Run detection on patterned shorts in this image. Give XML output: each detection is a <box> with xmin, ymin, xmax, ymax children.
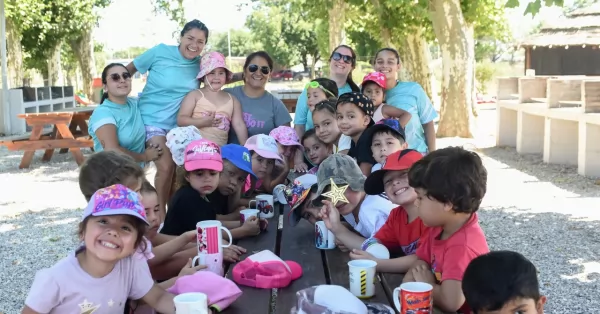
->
<box><xmin>145</xmin><ymin>125</ymin><xmax>168</xmax><ymax>142</ymax></box>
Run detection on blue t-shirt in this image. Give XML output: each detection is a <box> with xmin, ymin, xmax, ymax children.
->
<box><xmin>88</xmin><ymin>97</ymin><xmax>146</xmax><ymax>158</ymax></box>
<box><xmin>134</xmin><ymin>44</ymin><xmax>200</xmax><ymax>130</ymax></box>
<box><xmin>293</xmin><ymin>83</ymin><xmax>353</xmax><ymax>130</ymax></box>
<box><xmin>385</xmin><ymin>82</ymin><xmax>438</xmax><ymax>153</ymax></box>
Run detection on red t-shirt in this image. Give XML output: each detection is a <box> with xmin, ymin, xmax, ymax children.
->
<box><xmin>416</xmin><ymin>213</ymin><xmax>489</xmax><ymax>313</ymax></box>
<box><xmin>374</xmin><ymin>206</ymin><xmax>428</xmax><ymax>255</ymax></box>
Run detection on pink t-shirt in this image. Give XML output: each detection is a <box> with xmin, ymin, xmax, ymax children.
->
<box><xmin>25</xmin><ymin>250</ymin><xmax>154</xmax><ymax>314</ymax></box>
<box><xmin>244</xmin><ymin>175</ymin><xmax>262</xmax><ymax>193</ymax></box>
<box><xmin>133</xmin><ymin>237</ymin><xmax>155</xmax><ymax>261</ymax></box>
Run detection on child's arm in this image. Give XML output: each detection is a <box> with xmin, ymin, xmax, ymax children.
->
<box><xmin>148</xmin><ymin>230</ymin><xmax>195</xmax><ymax>266</ymax></box>
<box><xmin>359</xmin><ymin>162</ymin><xmax>372</xmax><ymax>176</ymax></box>
<box><xmin>338</xmin><ymin>149</ymin><xmax>349</xmax><ymax>155</ymax></box>
<box><xmin>381</xmin><ymin>104</ymin><xmax>412</xmax><ymax>128</ymax></box>
<box><xmin>320</xmin><ymin>200</ymin><xmax>366</xmax><ymax>251</ymax></box>
<box><xmin>176</xmin><ymin>91</ymin><xmax>215</xmax><ymax>128</ymax></box>
<box><xmin>141</xmin><ymin>284</ymin><xmax>176</xmax><ymax>314</ymax></box>
<box><xmin>222</xmin><ymin>218</ymin><xmax>261</xmax><ymax>240</ymax></box>
<box><xmin>411</xmin><ymin>265</ymin><xmax>464</xmax><ymax>312</ymax></box>
<box><xmin>21</xmin><ymin>307</ymin><xmax>40</xmax><ymax>314</ymax></box>
<box><xmin>156</xmin><ymin>258</ymin><xmax>206</xmax><ymax>290</ymax></box>
<box><xmin>231</xmin><ymin>96</ymin><xmax>248</xmax><ymax>144</ymax></box>
<box><xmin>350</xmin><ymin>250</ymin><xmax>418</xmax><ymax>273</ymax></box>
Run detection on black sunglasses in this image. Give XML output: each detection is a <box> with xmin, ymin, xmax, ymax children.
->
<box><xmin>109</xmin><ymin>72</ymin><xmax>132</xmax><ymax>82</ymax></box>
<box><xmin>332</xmin><ymin>52</ymin><xmax>353</xmax><ymax>64</ymax></box>
<box><xmin>248</xmin><ymin>64</ymin><xmax>270</xmax><ymax>75</ymax></box>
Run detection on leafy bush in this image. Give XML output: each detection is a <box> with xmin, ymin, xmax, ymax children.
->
<box><xmin>476</xmin><ymin>62</ymin><xmax>496</xmax><ymax>94</ymax></box>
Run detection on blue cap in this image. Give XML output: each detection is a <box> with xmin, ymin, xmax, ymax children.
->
<box><xmin>365</xmin><ymin>118</ymin><xmax>406</xmax><ymax>143</ymax></box>
<box><xmin>221</xmin><ymin>144</ymin><xmax>257</xmax><ymax>179</ymax></box>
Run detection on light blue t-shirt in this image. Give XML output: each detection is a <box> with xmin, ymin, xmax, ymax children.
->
<box><xmin>134</xmin><ymin>44</ymin><xmax>200</xmax><ymax>130</ymax></box>
<box><xmin>385</xmin><ymin>82</ymin><xmax>438</xmax><ymax>153</ymax></box>
<box><xmin>88</xmin><ymin>97</ymin><xmax>146</xmax><ymax>158</ymax></box>
<box><xmin>293</xmin><ymin>83</ymin><xmax>353</xmax><ymax>130</ymax></box>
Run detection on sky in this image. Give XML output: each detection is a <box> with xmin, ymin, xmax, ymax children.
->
<box><xmin>94</xmin><ymin>0</ymin><xmax>575</xmax><ymax>52</ymax></box>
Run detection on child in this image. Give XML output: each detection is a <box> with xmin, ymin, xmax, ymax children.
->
<box><xmin>349</xmin><ymin>149</ymin><xmax>428</xmax><ymax>273</ymax></box>
<box><xmin>403</xmin><ymin>147</ymin><xmax>489</xmax><ymax>313</ymax></box>
<box><xmin>23</xmin><ymin>185</ymin><xmax>177</xmax><ymax>314</ymax></box>
<box><xmin>364</xmin><ymin>118</ymin><xmax>407</xmax><ymax>172</ymax></box>
<box><xmin>301</xmin><ymin>129</ymin><xmax>331</xmax><ymax>175</ymax></box>
<box><xmin>178</xmin><ymin>51</ymin><xmax>248</xmax><ymax>146</ymax></box>
<box><xmin>361</xmin><ymin>71</ymin><xmax>411</xmax><ymax>126</ymax></box>
<box><xmin>463</xmin><ymin>251</ymin><xmax>546</xmax><ymax>314</ymax></box>
<box><xmin>269</xmin><ymin>125</ymin><xmax>303</xmax><ymax>186</ymax></box>
<box><xmin>243</xmin><ymin>134</ymin><xmax>283</xmax><ymax>195</ymax></box>
<box><xmin>316</xmin><ymin>154</ymin><xmax>395</xmax><ymax>251</ymax></box>
<box><xmin>312</xmin><ymin>100</ymin><xmax>351</xmax><ymax>154</ymax></box>
<box><xmin>306</xmin><ymin>78</ymin><xmax>338</xmax><ymax>112</ymax></box>
<box><xmin>336</xmin><ymin>91</ymin><xmax>376</xmax><ymax>175</ymax></box>
<box><xmin>285</xmin><ymin>174</ymin><xmax>319</xmax><ymax>226</ymax></box>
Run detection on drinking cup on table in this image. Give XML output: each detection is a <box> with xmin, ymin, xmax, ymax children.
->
<box><xmin>239</xmin><ymin>209</ymin><xmax>260</xmax><ymax>224</ymax></box>
<box><xmin>249</xmin><ymin>194</ymin><xmax>275</xmax><ymax>219</ymax></box>
<box><xmin>347</xmin><ymin>259</ymin><xmax>377</xmax><ymax>299</ymax></box>
<box><xmin>393</xmin><ymin>282</ymin><xmax>433</xmax><ymax>314</ymax></box>
<box><xmin>196</xmin><ymin>220</ymin><xmax>232</xmax><ymax>255</ymax></box>
<box><xmin>314</xmin><ymin>221</ymin><xmax>336</xmax><ymax>249</ymax></box>
<box><xmin>174</xmin><ymin>292</ymin><xmax>209</xmax><ymax>314</ymax></box>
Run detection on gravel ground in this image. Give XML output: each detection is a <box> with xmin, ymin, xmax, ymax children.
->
<box><xmin>1</xmin><ymin>109</ymin><xmax>599</xmax><ymax>313</ymax></box>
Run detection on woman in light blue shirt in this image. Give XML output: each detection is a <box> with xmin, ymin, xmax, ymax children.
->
<box><xmin>88</xmin><ymin>63</ymin><xmax>161</xmax><ymax>166</ymax></box>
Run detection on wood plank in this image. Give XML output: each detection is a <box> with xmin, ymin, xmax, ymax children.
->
<box><xmin>224</xmin><ymin>203</ymin><xmax>282</xmax><ymax>314</ymax></box>
<box><xmin>19</xmin><ymin>125</ymin><xmax>45</xmax><ymax>169</ymax></box>
<box><xmin>379</xmin><ymin>272</ymin><xmax>404</xmax><ymax>306</ymax></box>
<box><xmin>4</xmin><ymin>138</ymin><xmax>93</xmax><ymax>151</ymax></box>
<box><xmin>0</xmin><ymin>128</ymin><xmax>53</xmax><ymax>144</ymax></box>
<box><xmin>23</xmin><ymin>114</ymin><xmax>74</xmax><ymax>126</ymax></box>
<box><xmin>275</xmin><ymin>209</ymin><xmax>327</xmax><ymax>313</ymax></box>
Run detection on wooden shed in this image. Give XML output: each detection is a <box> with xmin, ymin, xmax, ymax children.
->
<box><xmin>519</xmin><ymin>3</ymin><xmax>600</xmax><ymax>75</ymax></box>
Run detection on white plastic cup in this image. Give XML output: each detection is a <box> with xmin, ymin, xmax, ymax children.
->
<box><xmin>347</xmin><ymin>259</ymin><xmax>377</xmax><ymax>298</ymax></box>
<box><xmin>174</xmin><ymin>292</ymin><xmax>208</xmax><ymax>314</ymax></box>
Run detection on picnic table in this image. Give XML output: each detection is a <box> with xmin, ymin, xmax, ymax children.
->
<box><xmin>0</xmin><ymin>106</ymin><xmax>96</xmax><ymax>169</ymax></box>
<box><xmin>223</xmin><ymin>202</ymin><xmax>406</xmax><ymax>313</ymax></box>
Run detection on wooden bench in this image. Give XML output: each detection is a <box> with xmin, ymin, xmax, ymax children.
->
<box><xmin>275</xmin><ymin>90</ymin><xmax>302</xmax><ymax>113</ymax></box>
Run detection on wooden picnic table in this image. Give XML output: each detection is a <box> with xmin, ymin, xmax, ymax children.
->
<box><xmin>0</xmin><ymin>106</ymin><xmax>96</xmax><ymax>169</ymax></box>
<box><xmin>223</xmin><ymin>202</ymin><xmax>406</xmax><ymax>313</ymax></box>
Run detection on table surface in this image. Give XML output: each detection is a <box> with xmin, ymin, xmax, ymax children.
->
<box><xmin>222</xmin><ymin>202</ymin><xmax>405</xmax><ymax>314</ymax></box>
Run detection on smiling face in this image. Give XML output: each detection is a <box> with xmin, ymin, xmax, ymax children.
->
<box><xmin>303</xmin><ymin>136</ymin><xmax>330</xmax><ymax>166</ymax></box>
<box><xmin>371</xmin><ymin>131</ymin><xmax>406</xmax><ymax>164</ymax></box>
<box><xmin>374</xmin><ymin>50</ymin><xmax>401</xmax><ymax>82</ymax></box>
<box><xmin>362</xmin><ymin>83</ymin><xmax>384</xmax><ymax>107</ymax></box>
<box><xmin>336</xmin><ymin>102</ymin><xmax>370</xmax><ymax>137</ymax></box>
<box><xmin>218</xmin><ymin>161</ymin><xmax>247</xmax><ymax>196</ymax></box>
<box><xmin>179</xmin><ymin>28</ymin><xmax>206</xmax><ymax>60</ymax></box>
<box><xmin>313</xmin><ymin>109</ymin><xmax>340</xmax><ymax>145</ymax></box>
<box><xmin>186</xmin><ymin>169</ymin><xmax>220</xmax><ymax>195</ymax></box>
<box><xmin>141</xmin><ymin>191</ymin><xmax>160</xmax><ymax>239</ymax></box>
<box><xmin>307</xmin><ymin>88</ymin><xmax>329</xmax><ymax>112</ymax></box>
<box><xmin>104</xmin><ymin>65</ymin><xmax>132</xmax><ymax>99</ymax></box>
<box><xmin>329</xmin><ymin>46</ymin><xmax>354</xmax><ymax>78</ymax></box>
<box><xmin>81</xmin><ymin>215</ymin><xmax>140</xmax><ymax>262</ymax></box>
<box><xmin>244</xmin><ymin>56</ymin><xmax>271</xmax><ymax>90</ymax></box>
<box><xmin>383</xmin><ymin>170</ymin><xmax>416</xmax><ymax>206</ymax></box>
<box><xmin>204</xmin><ymin>67</ymin><xmax>228</xmax><ymax>90</ymax></box>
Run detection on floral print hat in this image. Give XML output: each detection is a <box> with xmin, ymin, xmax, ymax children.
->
<box><xmin>197</xmin><ymin>51</ymin><xmax>233</xmax><ymax>82</ymax></box>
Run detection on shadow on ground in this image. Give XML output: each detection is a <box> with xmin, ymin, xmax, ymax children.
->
<box><xmin>0</xmin><ymin>147</ymin><xmax>93</xmax><ymax>176</ymax></box>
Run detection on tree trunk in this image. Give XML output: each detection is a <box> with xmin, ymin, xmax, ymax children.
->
<box><xmin>405</xmin><ymin>28</ymin><xmax>434</xmax><ymax>101</ymax></box>
<box><xmin>328</xmin><ymin>0</ymin><xmax>347</xmax><ymax>52</ymax></box>
<box><xmin>70</xmin><ymin>28</ymin><xmax>97</xmax><ymax>99</ymax></box>
<box><xmin>371</xmin><ymin>0</ymin><xmax>392</xmax><ymax>48</ymax></box>
<box><xmin>396</xmin><ymin>38</ymin><xmax>413</xmax><ymax>82</ymax></box>
<box><xmin>6</xmin><ymin>18</ymin><xmax>23</xmax><ymax>88</ymax></box>
<box><xmin>429</xmin><ymin>0</ymin><xmax>475</xmax><ymax>138</ymax></box>
<box><xmin>48</xmin><ymin>42</ymin><xmax>64</xmax><ymax>86</ymax></box>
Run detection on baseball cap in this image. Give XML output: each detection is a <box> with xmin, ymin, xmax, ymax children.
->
<box><xmin>221</xmin><ymin>144</ymin><xmax>257</xmax><ymax>179</ymax></box>
<box><xmin>364</xmin><ymin>149</ymin><xmax>423</xmax><ymax>195</ymax></box>
<box><xmin>244</xmin><ymin>134</ymin><xmax>283</xmax><ymax>162</ymax></box>
<box><xmin>166</xmin><ymin>126</ymin><xmax>203</xmax><ymax>166</ymax></box>
<box><xmin>337</xmin><ymin>91</ymin><xmax>375</xmax><ymax>119</ymax></box>
<box><xmin>291</xmin><ymin>285</ymin><xmax>394</xmax><ymax>314</ymax></box>
<box><xmin>184</xmin><ymin>139</ymin><xmax>223</xmax><ymax>172</ymax></box>
<box><xmin>232</xmin><ymin>250</ymin><xmax>302</xmax><ymax>289</ymax></box>
<box><xmin>82</xmin><ymin>184</ymin><xmax>148</xmax><ymax>225</ymax></box>
<box><xmin>361</xmin><ymin>72</ymin><xmax>386</xmax><ymax>91</ymax></box>
<box><xmin>315</xmin><ymin>154</ymin><xmax>365</xmax><ymax>196</ymax></box>
<box><xmin>269</xmin><ymin>126</ymin><xmax>304</xmax><ymax>150</ymax></box>
<box><xmin>285</xmin><ymin>174</ymin><xmax>318</xmax><ymax>226</ymax></box>
<box><xmin>364</xmin><ymin>118</ymin><xmax>406</xmax><ymax>144</ymax></box>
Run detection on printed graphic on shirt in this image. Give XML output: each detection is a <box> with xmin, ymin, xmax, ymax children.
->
<box><xmin>431</xmin><ymin>255</ymin><xmax>442</xmax><ymax>283</ymax></box>
<box><xmin>401</xmin><ymin>239</ymin><xmax>419</xmax><ymax>256</ymax></box>
<box><xmin>78</xmin><ymin>299</ymin><xmax>100</xmax><ymax>314</ymax></box>
<box><xmin>243</xmin><ymin>112</ymin><xmax>265</xmax><ymax>128</ymax></box>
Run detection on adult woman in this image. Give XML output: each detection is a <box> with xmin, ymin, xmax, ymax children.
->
<box><xmin>88</xmin><ymin>63</ymin><xmax>161</xmax><ymax>165</ymax></box>
<box><xmin>225</xmin><ymin>51</ymin><xmax>292</xmax><ymax>144</ymax></box>
<box><xmin>373</xmin><ymin>48</ymin><xmax>437</xmax><ymax>154</ymax></box>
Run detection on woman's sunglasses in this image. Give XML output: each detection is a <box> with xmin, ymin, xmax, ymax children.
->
<box><xmin>305</xmin><ymin>81</ymin><xmax>336</xmax><ymax>98</ymax></box>
<box><xmin>331</xmin><ymin>52</ymin><xmax>353</xmax><ymax>64</ymax></box>
<box><xmin>248</xmin><ymin>64</ymin><xmax>270</xmax><ymax>75</ymax></box>
<box><xmin>109</xmin><ymin>72</ymin><xmax>132</xmax><ymax>82</ymax></box>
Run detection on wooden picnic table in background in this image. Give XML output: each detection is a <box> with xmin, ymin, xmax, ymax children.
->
<box><xmin>0</xmin><ymin>106</ymin><xmax>96</xmax><ymax>169</ymax></box>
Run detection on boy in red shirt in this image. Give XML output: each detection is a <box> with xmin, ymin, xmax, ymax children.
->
<box><xmin>404</xmin><ymin>147</ymin><xmax>489</xmax><ymax>313</ymax></box>
<box><xmin>349</xmin><ymin>149</ymin><xmax>428</xmax><ymax>274</ymax></box>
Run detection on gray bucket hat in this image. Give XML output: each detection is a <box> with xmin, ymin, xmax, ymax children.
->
<box><xmin>315</xmin><ymin>154</ymin><xmax>365</xmax><ymax>196</ymax></box>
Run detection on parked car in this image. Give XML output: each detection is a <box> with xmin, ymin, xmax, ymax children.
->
<box><xmin>271</xmin><ymin>70</ymin><xmax>309</xmax><ymax>81</ymax></box>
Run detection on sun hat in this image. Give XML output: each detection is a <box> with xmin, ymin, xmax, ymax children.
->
<box><xmin>82</xmin><ymin>184</ymin><xmax>148</xmax><ymax>225</ymax></box>
<box><xmin>196</xmin><ymin>51</ymin><xmax>233</xmax><ymax>82</ymax></box>
<box><xmin>361</xmin><ymin>72</ymin><xmax>387</xmax><ymax>91</ymax></box>
<box><xmin>244</xmin><ymin>134</ymin><xmax>283</xmax><ymax>162</ymax></box>
<box><xmin>232</xmin><ymin>250</ymin><xmax>302</xmax><ymax>289</ymax></box>
<box><xmin>166</xmin><ymin>126</ymin><xmax>203</xmax><ymax>166</ymax></box>
<box><xmin>315</xmin><ymin>154</ymin><xmax>365</xmax><ymax>196</ymax></box>
<box><xmin>364</xmin><ymin>118</ymin><xmax>406</xmax><ymax>143</ymax></box>
<box><xmin>364</xmin><ymin>149</ymin><xmax>423</xmax><ymax>195</ymax></box>
<box><xmin>184</xmin><ymin>139</ymin><xmax>223</xmax><ymax>172</ymax></box>
<box><xmin>290</xmin><ymin>285</ymin><xmax>394</xmax><ymax>314</ymax></box>
<box><xmin>285</xmin><ymin>174</ymin><xmax>318</xmax><ymax>226</ymax></box>
<box><xmin>167</xmin><ymin>271</ymin><xmax>242</xmax><ymax>312</ymax></box>
<box><xmin>269</xmin><ymin>126</ymin><xmax>304</xmax><ymax>150</ymax></box>
<box><xmin>221</xmin><ymin>144</ymin><xmax>257</xmax><ymax>179</ymax></box>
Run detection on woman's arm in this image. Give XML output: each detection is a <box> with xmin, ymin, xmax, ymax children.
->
<box><xmin>126</xmin><ymin>62</ymin><xmax>138</xmax><ymax>76</ymax></box>
<box><xmin>381</xmin><ymin>105</ymin><xmax>412</xmax><ymax>128</ymax></box>
<box><xmin>231</xmin><ymin>96</ymin><xmax>248</xmax><ymax>144</ymax></box>
<box><xmin>423</xmin><ymin>121</ymin><xmax>436</xmax><ymax>152</ymax></box>
<box><xmin>96</xmin><ymin>125</ymin><xmax>152</xmax><ymax>163</ymax></box>
<box><xmin>229</xmin><ymin>72</ymin><xmax>244</xmax><ymax>83</ymax></box>
<box><xmin>177</xmin><ymin>91</ymin><xmax>214</xmax><ymax>128</ymax></box>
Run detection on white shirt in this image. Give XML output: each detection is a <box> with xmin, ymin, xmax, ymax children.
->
<box><xmin>370</xmin><ymin>163</ymin><xmax>382</xmax><ymax>173</ymax></box>
<box><xmin>332</xmin><ymin>135</ymin><xmax>351</xmax><ymax>153</ymax></box>
<box><xmin>342</xmin><ymin>194</ymin><xmax>396</xmax><ymax>239</ymax></box>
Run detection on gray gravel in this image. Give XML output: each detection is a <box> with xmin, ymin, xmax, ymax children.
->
<box><xmin>1</xmin><ymin>109</ymin><xmax>599</xmax><ymax>313</ymax></box>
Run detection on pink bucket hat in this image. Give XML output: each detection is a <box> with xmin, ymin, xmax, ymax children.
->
<box><xmin>167</xmin><ymin>271</ymin><xmax>242</xmax><ymax>312</ymax></box>
<box><xmin>166</xmin><ymin>126</ymin><xmax>203</xmax><ymax>166</ymax></box>
<box><xmin>184</xmin><ymin>139</ymin><xmax>223</xmax><ymax>172</ymax></box>
<box><xmin>232</xmin><ymin>250</ymin><xmax>302</xmax><ymax>289</ymax></box>
<box><xmin>361</xmin><ymin>72</ymin><xmax>387</xmax><ymax>91</ymax></box>
<box><xmin>244</xmin><ymin>134</ymin><xmax>283</xmax><ymax>162</ymax></box>
<box><xmin>269</xmin><ymin>126</ymin><xmax>304</xmax><ymax>150</ymax></box>
<box><xmin>197</xmin><ymin>51</ymin><xmax>233</xmax><ymax>82</ymax></box>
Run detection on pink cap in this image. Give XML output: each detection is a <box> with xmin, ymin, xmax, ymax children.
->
<box><xmin>269</xmin><ymin>126</ymin><xmax>304</xmax><ymax>151</ymax></box>
<box><xmin>244</xmin><ymin>134</ymin><xmax>283</xmax><ymax>162</ymax></box>
<box><xmin>361</xmin><ymin>72</ymin><xmax>386</xmax><ymax>89</ymax></box>
<box><xmin>184</xmin><ymin>139</ymin><xmax>223</xmax><ymax>172</ymax></box>
<box><xmin>196</xmin><ymin>51</ymin><xmax>233</xmax><ymax>82</ymax></box>
<box><xmin>232</xmin><ymin>258</ymin><xmax>302</xmax><ymax>289</ymax></box>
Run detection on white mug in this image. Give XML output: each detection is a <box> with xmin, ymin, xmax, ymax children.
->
<box><xmin>315</xmin><ymin>221</ymin><xmax>336</xmax><ymax>249</ymax></box>
<box><xmin>250</xmin><ymin>194</ymin><xmax>275</xmax><ymax>219</ymax></box>
<box><xmin>196</xmin><ymin>220</ymin><xmax>232</xmax><ymax>255</ymax></box>
<box><xmin>347</xmin><ymin>259</ymin><xmax>377</xmax><ymax>299</ymax></box>
<box><xmin>174</xmin><ymin>292</ymin><xmax>208</xmax><ymax>314</ymax></box>
<box><xmin>239</xmin><ymin>208</ymin><xmax>260</xmax><ymax>223</ymax></box>
<box><xmin>192</xmin><ymin>253</ymin><xmax>224</xmax><ymax>276</ymax></box>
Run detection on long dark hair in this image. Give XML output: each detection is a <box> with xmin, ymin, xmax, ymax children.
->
<box><xmin>100</xmin><ymin>63</ymin><xmax>130</xmax><ymax>104</ymax></box>
<box><xmin>181</xmin><ymin>19</ymin><xmax>209</xmax><ymax>42</ymax></box>
<box><xmin>329</xmin><ymin>45</ymin><xmax>359</xmax><ymax>92</ymax></box>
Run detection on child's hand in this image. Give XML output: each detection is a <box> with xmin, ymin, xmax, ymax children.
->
<box><xmin>182</xmin><ymin>230</ymin><xmax>197</xmax><ymax>244</ymax></box>
<box><xmin>144</xmin><ymin>145</ymin><xmax>163</xmax><ymax>162</ymax></box>
<box><xmin>294</xmin><ymin>162</ymin><xmax>309</xmax><ymax>173</ymax></box>
<box><xmin>241</xmin><ymin>216</ymin><xmax>261</xmax><ymax>236</ymax></box>
<box><xmin>411</xmin><ymin>263</ymin><xmax>435</xmax><ymax>285</ymax></box>
<box><xmin>223</xmin><ymin>245</ymin><xmax>246</xmax><ymax>263</ymax></box>
<box><xmin>349</xmin><ymin>249</ymin><xmax>376</xmax><ymax>261</ymax></box>
<box><xmin>178</xmin><ymin>258</ymin><xmax>207</xmax><ymax>277</ymax></box>
<box><xmin>319</xmin><ymin>200</ymin><xmax>342</xmax><ymax>232</ymax></box>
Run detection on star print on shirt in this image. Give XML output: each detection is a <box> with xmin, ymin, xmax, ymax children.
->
<box><xmin>78</xmin><ymin>299</ymin><xmax>100</xmax><ymax>314</ymax></box>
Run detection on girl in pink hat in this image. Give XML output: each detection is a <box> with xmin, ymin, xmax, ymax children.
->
<box><xmin>362</xmin><ymin>71</ymin><xmax>411</xmax><ymax>126</ymax></box>
<box><xmin>178</xmin><ymin>51</ymin><xmax>248</xmax><ymax>146</ymax></box>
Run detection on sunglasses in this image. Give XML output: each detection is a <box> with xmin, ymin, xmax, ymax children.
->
<box><xmin>248</xmin><ymin>64</ymin><xmax>270</xmax><ymax>75</ymax></box>
<box><xmin>109</xmin><ymin>72</ymin><xmax>132</xmax><ymax>82</ymax></box>
<box><xmin>331</xmin><ymin>52</ymin><xmax>353</xmax><ymax>64</ymax></box>
<box><xmin>305</xmin><ymin>81</ymin><xmax>336</xmax><ymax>98</ymax></box>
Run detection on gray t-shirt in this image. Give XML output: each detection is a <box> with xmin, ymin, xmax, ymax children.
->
<box><xmin>225</xmin><ymin>85</ymin><xmax>292</xmax><ymax>144</ymax></box>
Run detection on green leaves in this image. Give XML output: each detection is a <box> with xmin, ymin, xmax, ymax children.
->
<box><xmin>505</xmin><ymin>0</ymin><xmax>564</xmax><ymax>16</ymax></box>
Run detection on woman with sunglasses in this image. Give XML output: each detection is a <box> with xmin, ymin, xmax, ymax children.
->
<box><xmin>225</xmin><ymin>51</ymin><xmax>292</xmax><ymax>144</ymax></box>
<box><xmin>88</xmin><ymin>63</ymin><xmax>162</xmax><ymax>165</ymax></box>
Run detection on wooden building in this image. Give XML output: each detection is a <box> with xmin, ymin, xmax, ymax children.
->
<box><xmin>519</xmin><ymin>3</ymin><xmax>600</xmax><ymax>76</ymax></box>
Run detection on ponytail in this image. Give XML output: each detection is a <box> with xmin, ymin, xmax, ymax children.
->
<box><xmin>346</xmin><ymin>73</ymin><xmax>360</xmax><ymax>92</ymax></box>
<box><xmin>100</xmin><ymin>92</ymin><xmax>109</xmax><ymax>104</ymax></box>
